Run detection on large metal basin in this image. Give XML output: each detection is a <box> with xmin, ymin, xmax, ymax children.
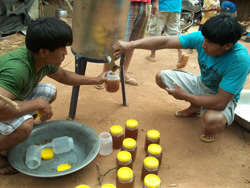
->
<box><xmin>72</xmin><ymin>0</ymin><xmax>130</xmax><ymax>60</ymax></box>
<box><xmin>8</xmin><ymin>120</ymin><xmax>100</xmax><ymax>177</ymax></box>
<box><xmin>234</xmin><ymin>90</ymin><xmax>250</xmax><ymax>131</ymax></box>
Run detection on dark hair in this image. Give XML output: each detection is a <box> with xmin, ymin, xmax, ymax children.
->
<box><xmin>201</xmin><ymin>13</ymin><xmax>243</xmax><ymax>46</ymax></box>
<box><xmin>25</xmin><ymin>17</ymin><xmax>73</xmax><ymax>53</ymax></box>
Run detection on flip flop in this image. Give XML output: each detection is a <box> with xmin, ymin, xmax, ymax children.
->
<box><xmin>145</xmin><ymin>55</ymin><xmax>156</xmax><ymax>62</ymax></box>
<box><xmin>175</xmin><ymin>109</ymin><xmax>200</xmax><ymax>117</ymax></box>
<box><xmin>177</xmin><ymin>54</ymin><xmax>189</xmax><ymax>69</ymax></box>
<box><xmin>0</xmin><ymin>162</ymin><xmax>19</xmax><ymax>175</ymax></box>
<box><xmin>125</xmin><ymin>78</ymin><xmax>139</xmax><ymax>86</ymax></box>
<box><xmin>94</xmin><ymin>83</ymin><xmax>105</xmax><ymax>90</ymax></box>
<box><xmin>200</xmin><ymin>129</ymin><xmax>216</xmax><ymax>143</ymax></box>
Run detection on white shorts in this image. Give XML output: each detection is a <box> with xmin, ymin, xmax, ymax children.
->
<box><xmin>161</xmin><ymin>70</ymin><xmax>237</xmax><ymax>125</ymax></box>
<box><xmin>147</xmin><ymin>11</ymin><xmax>181</xmax><ymax>37</ymax></box>
<box><xmin>0</xmin><ymin>83</ymin><xmax>56</xmax><ymax>135</ymax></box>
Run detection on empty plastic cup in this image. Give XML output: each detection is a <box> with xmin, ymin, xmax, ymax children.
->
<box><xmin>25</xmin><ymin>145</ymin><xmax>42</xmax><ymax>169</ymax></box>
<box><xmin>51</xmin><ymin>136</ymin><xmax>74</xmax><ymax>154</ymax></box>
<box><xmin>99</xmin><ymin>132</ymin><xmax>113</xmax><ymax>156</ymax></box>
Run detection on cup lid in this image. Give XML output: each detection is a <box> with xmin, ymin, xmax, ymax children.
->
<box><xmin>117</xmin><ymin>167</ymin><xmax>133</xmax><ymax>181</ymax></box>
<box><xmin>147</xmin><ymin>130</ymin><xmax>160</xmax><ymax>139</ymax></box>
<box><xmin>101</xmin><ymin>184</ymin><xmax>116</xmax><ymax>188</ymax></box>
<box><xmin>117</xmin><ymin>151</ymin><xmax>131</xmax><ymax>162</ymax></box>
<box><xmin>122</xmin><ymin>138</ymin><xmax>136</xmax><ymax>149</ymax></box>
<box><xmin>148</xmin><ymin>144</ymin><xmax>162</xmax><ymax>155</ymax></box>
<box><xmin>75</xmin><ymin>185</ymin><xmax>90</xmax><ymax>188</ymax></box>
<box><xmin>126</xmin><ymin>119</ymin><xmax>138</xmax><ymax>128</ymax></box>
<box><xmin>106</xmin><ymin>71</ymin><xmax>120</xmax><ymax>80</ymax></box>
<box><xmin>144</xmin><ymin>156</ymin><xmax>159</xmax><ymax>168</ymax></box>
<box><xmin>41</xmin><ymin>148</ymin><xmax>54</xmax><ymax>160</ymax></box>
<box><xmin>144</xmin><ymin>174</ymin><xmax>161</xmax><ymax>187</ymax></box>
<box><xmin>57</xmin><ymin>164</ymin><xmax>72</xmax><ymax>172</ymax></box>
<box><xmin>110</xmin><ymin>125</ymin><xmax>123</xmax><ymax>135</ymax></box>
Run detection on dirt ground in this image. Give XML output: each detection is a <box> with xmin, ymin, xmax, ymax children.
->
<box><xmin>1</xmin><ymin>3</ymin><xmax>250</xmax><ymax>188</ymax></box>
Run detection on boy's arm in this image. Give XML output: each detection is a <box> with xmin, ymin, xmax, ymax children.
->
<box><xmin>113</xmin><ymin>35</ymin><xmax>182</xmax><ymax>57</ymax></box>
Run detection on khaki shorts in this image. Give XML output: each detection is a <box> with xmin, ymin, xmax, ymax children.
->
<box><xmin>161</xmin><ymin>70</ymin><xmax>237</xmax><ymax>125</ymax></box>
<box><xmin>0</xmin><ymin>83</ymin><xmax>56</xmax><ymax>135</ymax></box>
<box><xmin>147</xmin><ymin>11</ymin><xmax>181</xmax><ymax>37</ymax></box>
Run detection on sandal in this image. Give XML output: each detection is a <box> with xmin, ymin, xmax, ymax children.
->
<box><xmin>175</xmin><ymin>109</ymin><xmax>200</xmax><ymax>117</ymax></box>
<box><xmin>94</xmin><ymin>83</ymin><xmax>105</xmax><ymax>90</ymax></box>
<box><xmin>177</xmin><ymin>54</ymin><xmax>189</xmax><ymax>69</ymax></box>
<box><xmin>0</xmin><ymin>155</ymin><xmax>19</xmax><ymax>175</ymax></box>
<box><xmin>125</xmin><ymin>78</ymin><xmax>139</xmax><ymax>86</ymax></box>
<box><xmin>145</xmin><ymin>55</ymin><xmax>156</xmax><ymax>62</ymax></box>
<box><xmin>200</xmin><ymin>129</ymin><xmax>216</xmax><ymax>143</ymax></box>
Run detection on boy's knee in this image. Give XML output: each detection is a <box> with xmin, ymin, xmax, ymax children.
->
<box><xmin>202</xmin><ymin>111</ymin><xmax>226</xmax><ymax>132</ymax></box>
<box><xmin>155</xmin><ymin>71</ymin><xmax>165</xmax><ymax>89</ymax></box>
<box><xmin>14</xmin><ymin>118</ymin><xmax>34</xmax><ymax>142</ymax></box>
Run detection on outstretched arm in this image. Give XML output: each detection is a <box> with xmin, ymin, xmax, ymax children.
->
<box><xmin>48</xmin><ymin>68</ymin><xmax>108</xmax><ymax>86</ymax></box>
<box><xmin>113</xmin><ymin>35</ymin><xmax>182</xmax><ymax>57</ymax></box>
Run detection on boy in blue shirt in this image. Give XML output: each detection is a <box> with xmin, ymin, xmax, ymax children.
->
<box><xmin>112</xmin><ymin>13</ymin><xmax>250</xmax><ymax>143</ymax></box>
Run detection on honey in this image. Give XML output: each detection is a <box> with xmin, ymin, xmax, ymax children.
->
<box><xmin>116</xmin><ymin>151</ymin><xmax>133</xmax><ymax>170</ymax></box>
<box><xmin>105</xmin><ymin>71</ymin><xmax>120</xmax><ymax>93</ymax></box>
<box><xmin>144</xmin><ymin>130</ymin><xmax>160</xmax><ymax>151</ymax></box>
<box><xmin>116</xmin><ymin>167</ymin><xmax>135</xmax><ymax>188</ymax></box>
<box><xmin>143</xmin><ymin>174</ymin><xmax>161</xmax><ymax>188</ymax></box>
<box><xmin>141</xmin><ymin>157</ymin><xmax>159</xmax><ymax>181</ymax></box>
<box><xmin>110</xmin><ymin>125</ymin><xmax>124</xmax><ymax>149</ymax></box>
<box><xmin>146</xmin><ymin>144</ymin><xmax>163</xmax><ymax>166</ymax></box>
<box><xmin>125</xmin><ymin>119</ymin><xmax>138</xmax><ymax>140</ymax></box>
<box><xmin>121</xmin><ymin>138</ymin><xmax>137</xmax><ymax>161</ymax></box>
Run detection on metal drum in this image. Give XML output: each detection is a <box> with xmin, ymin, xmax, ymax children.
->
<box><xmin>72</xmin><ymin>0</ymin><xmax>131</xmax><ymax>61</ymax></box>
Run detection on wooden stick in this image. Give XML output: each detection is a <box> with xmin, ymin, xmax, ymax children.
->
<box><xmin>0</xmin><ymin>95</ymin><xmax>19</xmax><ymax>110</ymax></box>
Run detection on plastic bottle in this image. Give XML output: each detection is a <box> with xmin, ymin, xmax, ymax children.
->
<box><xmin>99</xmin><ymin>132</ymin><xmax>113</xmax><ymax>156</ymax></box>
<box><xmin>144</xmin><ymin>130</ymin><xmax>160</xmax><ymax>151</ymax></box>
<box><xmin>110</xmin><ymin>125</ymin><xmax>124</xmax><ymax>149</ymax></box>
<box><xmin>146</xmin><ymin>144</ymin><xmax>163</xmax><ymax>166</ymax></box>
<box><xmin>121</xmin><ymin>138</ymin><xmax>137</xmax><ymax>161</ymax></box>
<box><xmin>143</xmin><ymin>174</ymin><xmax>161</xmax><ymax>188</ymax></box>
<box><xmin>48</xmin><ymin>136</ymin><xmax>74</xmax><ymax>154</ymax></box>
<box><xmin>141</xmin><ymin>157</ymin><xmax>159</xmax><ymax>181</ymax></box>
<box><xmin>105</xmin><ymin>71</ymin><xmax>120</xmax><ymax>93</ymax></box>
<box><xmin>101</xmin><ymin>184</ymin><xmax>116</xmax><ymax>188</ymax></box>
<box><xmin>125</xmin><ymin>119</ymin><xmax>138</xmax><ymax>140</ymax></box>
<box><xmin>25</xmin><ymin>145</ymin><xmax>42</xmax><ymax>169</ymax></box>
<box><xmin>116</xmin><ymin>151</ymin><xmax>133</xmax><ymax>170</ymax></box>
<box><xmin>116</xmin><ymin>167</ymin><xmax>135</xmax><ymax>188</ymax></box>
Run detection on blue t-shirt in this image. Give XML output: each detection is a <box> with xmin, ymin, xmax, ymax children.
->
<box><xmin>159</xmin><ymin>0</ymin><xmax>182</xmax><ymax>13</ymax></box>
<box><xmin>179</xmin><ymin>31</ymin><xmax>250</xmax><ymax>101</ymax></box>
<box><xmin>221</xmin><ymin>1</ymin><xmax>237</xmax><ymax>13</ymax></box>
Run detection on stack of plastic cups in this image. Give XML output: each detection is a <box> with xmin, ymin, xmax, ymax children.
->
<box><xmin>99</xmin><ymin>132</ymin><xmax>113</xmax><ymax>156</ymax></box>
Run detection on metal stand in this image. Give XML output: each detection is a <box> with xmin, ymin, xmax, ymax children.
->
<box><xmin>67</xmin><ymin>52</ymin><xmax>127</xmax><ymax>120</ymax></box>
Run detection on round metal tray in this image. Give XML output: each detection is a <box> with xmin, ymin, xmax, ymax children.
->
<box><xmin>234</xmin><ymin>89</ymin><xmax>250</xmax><ymax>131</ymax></box>
<box><xmin>8</xmin><ymin>120</ymin><xmax>100</xmax><ymax>177</ymax></box>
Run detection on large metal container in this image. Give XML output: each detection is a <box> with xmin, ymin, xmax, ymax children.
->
<box><xmin>71</xmin><ymin>0</ymin><xmax>131</xmax><ymax>61</ymax></box>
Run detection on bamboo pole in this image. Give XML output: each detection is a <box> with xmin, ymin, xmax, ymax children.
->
<box><xmin>0</xmin><ymin>95</ymin><xmax>19</xmax><ymax>110</ymax></box>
